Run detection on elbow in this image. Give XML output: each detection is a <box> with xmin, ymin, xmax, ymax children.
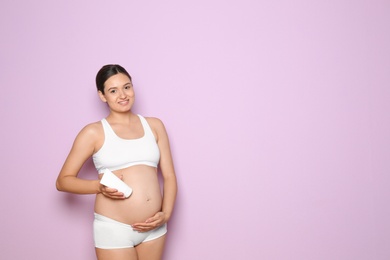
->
<box><xmin>56</xmin><ymin>179</ymin><xmax>64</xmax><ymax>192</ymax></box>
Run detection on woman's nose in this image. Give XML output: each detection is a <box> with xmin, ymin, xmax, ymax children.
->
<box><xmin>119</xmin><ymin>89</ymin><xmax>126</xmax><ymax>98</ymax></box>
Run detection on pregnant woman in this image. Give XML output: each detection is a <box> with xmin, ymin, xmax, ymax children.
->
<box><xmin>56</xmin><ymin>64</ymin><xmax>177</xmax><ymax>260</ymax></box>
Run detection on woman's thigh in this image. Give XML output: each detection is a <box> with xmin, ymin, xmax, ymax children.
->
<box><xmin>135</xmin><ymin>235</ymin><xmax>166</xmax><ymax>260</ymax></box>
<box><xmin>96</xmin><ymin>247</ymin><xmax>138</xmax><ymax>260</ymax></box>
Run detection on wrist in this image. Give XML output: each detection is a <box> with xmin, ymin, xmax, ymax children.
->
<box><xmin>95</xmin><ymin>179</ymin><xmax>102</xmax><ymax>194</ymax></box>
<box><xmin>161</xmin><ymin>211</ymin><xmax>171</xmax><ymax>222</ymax></box>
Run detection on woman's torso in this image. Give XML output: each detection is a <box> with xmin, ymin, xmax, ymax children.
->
<box><xmin>92</xmin><ymin>114</ymin><xmax>162</xmax><ymax>225</ymax></box>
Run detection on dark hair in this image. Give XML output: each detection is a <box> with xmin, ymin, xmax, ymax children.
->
<box><xmin>96</xmin><ymin>64</ymin><xmax>132</xmax><ymax>94</ymax></box>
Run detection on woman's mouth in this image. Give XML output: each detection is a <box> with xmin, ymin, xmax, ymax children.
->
<box><xmin>118</xmin><ymin>100</ymin><xmax>129</xmax><ymax>105</ymax></box>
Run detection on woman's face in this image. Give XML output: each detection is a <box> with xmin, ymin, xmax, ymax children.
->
<box><xmin>98</xmin><ymin>73</ymin><xmax>135</xmax><ymax>112</ymax></box>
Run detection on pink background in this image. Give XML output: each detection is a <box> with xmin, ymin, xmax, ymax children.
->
<box><xmin>1</xmin><ymin>0</ymin><xmax>389</xmax><ymax>259</ymax></box>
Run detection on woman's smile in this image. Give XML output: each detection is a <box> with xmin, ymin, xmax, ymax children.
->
<box><xmin>118</xmin><ymin>99</ymin><xmax>129</xmax><ymax>105</ymax></box>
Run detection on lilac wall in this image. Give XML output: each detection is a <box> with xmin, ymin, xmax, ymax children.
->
<box><xmin>1</xmin><ymin>0</ymin><xmax>389</xmax><ymax>259</ymax></box>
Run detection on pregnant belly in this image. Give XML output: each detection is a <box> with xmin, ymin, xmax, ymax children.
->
<box><xmin>94</xmin><ymin>165</ymin><xmax>162</xmax><ymax>225</ymax></box>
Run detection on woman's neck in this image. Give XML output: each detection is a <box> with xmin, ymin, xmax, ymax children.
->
<box><xmin>106</xmin><ymin>111</ymin><xmax>136</xmax><ymax>124</ymax></box>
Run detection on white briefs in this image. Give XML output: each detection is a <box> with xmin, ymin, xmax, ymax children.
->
<box><xmin>93</xmin><ymin>213</ymin><xmax>167</xmax><ymax>249</ymax></box>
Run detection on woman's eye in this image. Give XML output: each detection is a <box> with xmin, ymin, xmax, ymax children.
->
<box><xmin>110</xmin><ymin>90</ymin><xmax>116</xmax><ymax>94</ymax></box>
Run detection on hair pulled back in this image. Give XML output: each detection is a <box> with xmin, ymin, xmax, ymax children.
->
<box><xmin>96</xmin><ymin>64</ymin><xmax>132</xmax><ymax>94</ymax></box>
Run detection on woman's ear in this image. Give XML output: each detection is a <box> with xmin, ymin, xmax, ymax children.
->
<box><xmin>98</xmin><ymin>91</ymin><xmax>107</xmax><ymax>103</ymax></box>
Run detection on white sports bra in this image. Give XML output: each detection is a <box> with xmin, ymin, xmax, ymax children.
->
<box><xmin>92</xmin><ymin>114</ymin><xmax>160</xmax><ymax>173</ymax></box>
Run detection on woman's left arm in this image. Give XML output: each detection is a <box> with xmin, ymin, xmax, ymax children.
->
<box><xmin>132</xmin><ymin>117</ymin><xmax>177</xmax><ymax>232</ymax></box>
<box><xmin>154</xmin><ymin>117</ymin><xmax>178</xmax><ymax>222</ymax></box>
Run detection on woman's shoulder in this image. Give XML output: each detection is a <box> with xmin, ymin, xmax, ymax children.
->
<box><xmin>142</xmin><ymin>115</ymin><xmax>168</xmax><ymax>141</ymax></box>
<box><xmin>143</xmin><ymin>115</ymin><xmax>165</xmax><ymax>128</ymax></box>
<box><xmin>76</xmin><ymin>120</ymin><xmax>104</xmax><ymax>140</ymax></box>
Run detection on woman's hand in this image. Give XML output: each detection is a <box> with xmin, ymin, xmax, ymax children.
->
<box><xmin>99</xmin><ymin>184</ymin><xmax>127</xmax><ymax>199</ymax></box>
<box><xmin>98</xmin><ymin>174</ymin><xmax>127</xmax><ymax>199</ymax></box>
<box><xmin>131</xmin><ymin>212</ymin><xmax>167</xmax><ymax>232</ymax></box>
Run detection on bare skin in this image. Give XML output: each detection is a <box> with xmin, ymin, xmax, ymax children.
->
<box><xmin>56</xmin><ymin>73</ymin><xmax>177</xmax><ymax>260</ymax></box>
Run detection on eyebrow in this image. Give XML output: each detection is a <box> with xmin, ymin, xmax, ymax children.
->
<box><xmin>107</xmin><ymin>86</ymin><xmax>117</xmax><ymax>92</ymax></box>
<box><xmin>107</xmin><ymin>83</ymin><xmax>132</xmax><ymax>91</ymax></box>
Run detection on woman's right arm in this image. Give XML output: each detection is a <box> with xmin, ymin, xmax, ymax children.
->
<box><xmin>56</xmin><ymin>124</ymin><xmax>101</xmax><ymax>194</ymax></box>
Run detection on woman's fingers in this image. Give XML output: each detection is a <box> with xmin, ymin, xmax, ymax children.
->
<box><xmin>101</xmin><ymin>186</ymin><xmax>125</xmax><ymax>199</ymax></box>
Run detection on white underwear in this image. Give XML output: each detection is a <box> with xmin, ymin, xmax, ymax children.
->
<box><xmin>93</xmin><ymin>213</ymin><xmax>167</xmax><ymax>249</ymax></box>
